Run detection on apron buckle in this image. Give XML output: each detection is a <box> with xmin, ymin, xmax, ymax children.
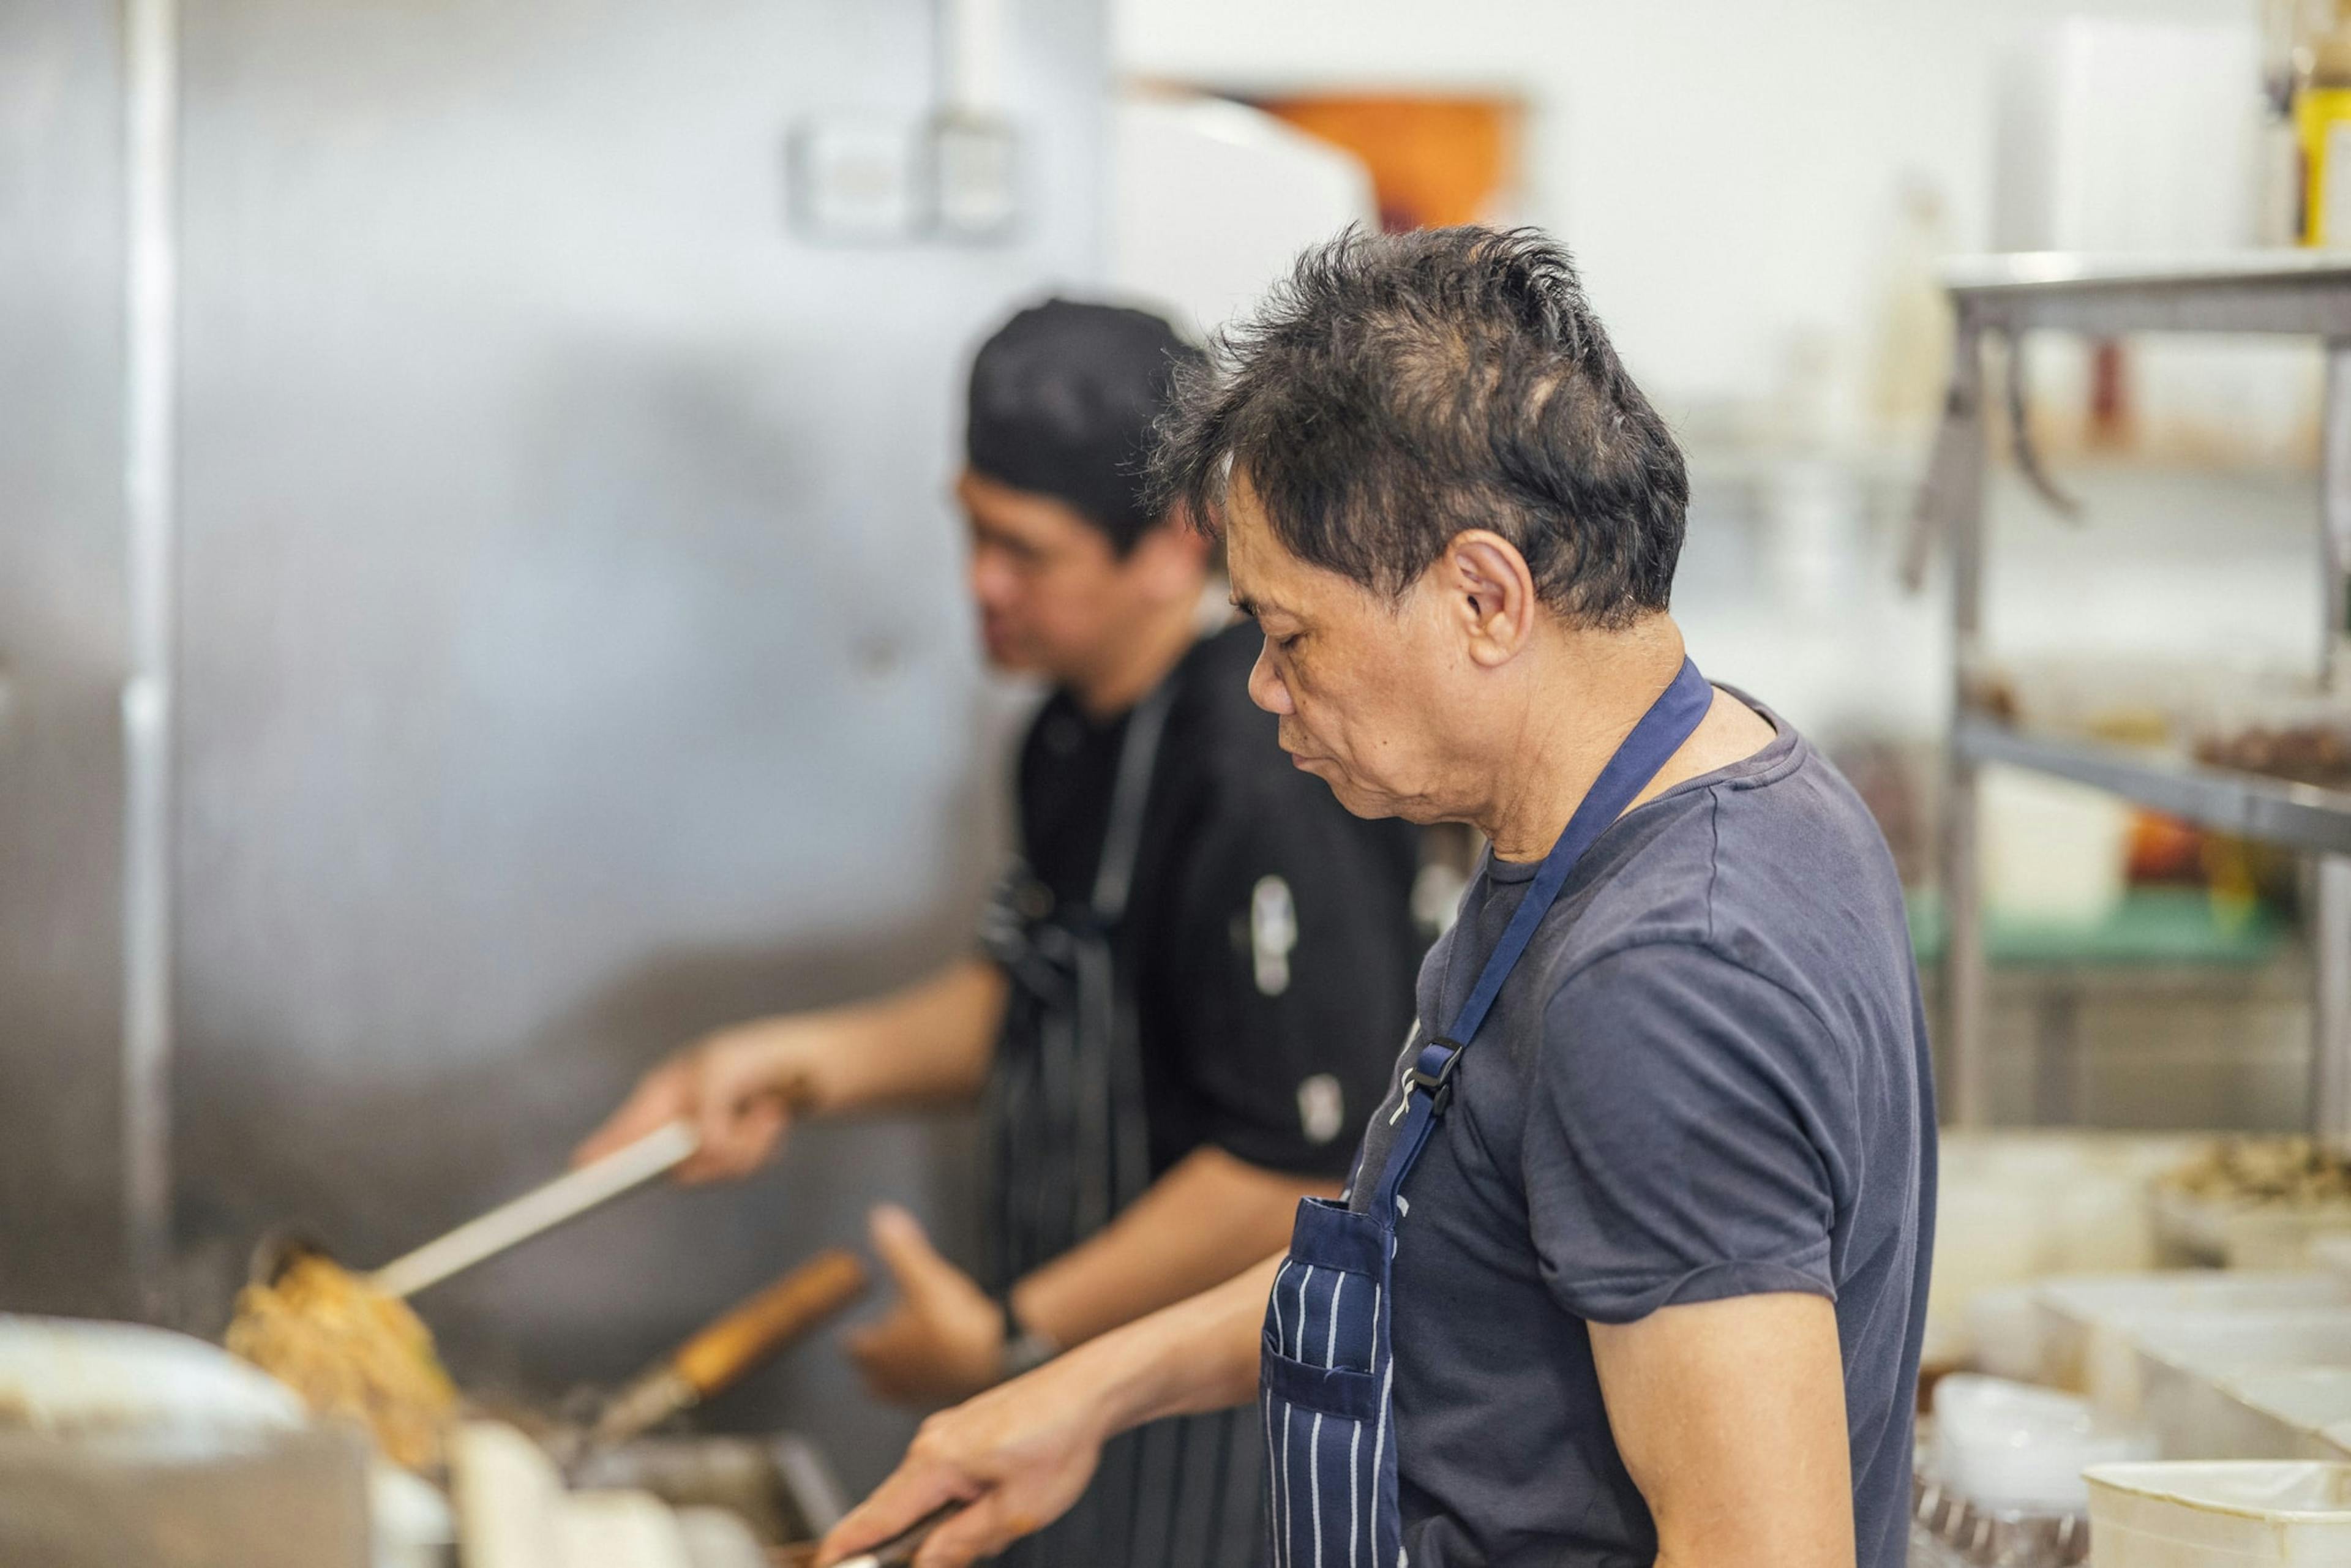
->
<box><xmin>1386</xmin><ymin>1038</ymin><xmax>1466</xmax><ymax>1123</ymax></box>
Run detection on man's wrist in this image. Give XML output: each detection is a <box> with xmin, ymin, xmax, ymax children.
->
<box><xmin>1052</xmin><ymin>1307</ymin><xmax>1197</xmax><ymax>1444</ymax></box>
<box><xmin>752</xmin><ymin>1024</ymin><xmax>829</xmax><ymax>1113</ymax></box>
<box><xmin>997</xmin><ymin>1291</ymin><xmax>1060</xmax><ymax>1381</ymax></box>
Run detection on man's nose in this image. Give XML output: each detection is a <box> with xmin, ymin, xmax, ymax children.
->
<box><xmin>969</xmin><ymin>549</ymin><xmax>1013</xmax><ymax>608</ymax></box>
<box><xmin>1247</xmin><ymin>637</ymin><xmax>1294</xmax><ymax>716</ymax></box>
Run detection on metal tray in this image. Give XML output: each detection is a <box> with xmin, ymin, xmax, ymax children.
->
<box><xmin>569</xmin><ymin>1432</ymin><xmax>847</xmax><ymax>1548</ymax></box>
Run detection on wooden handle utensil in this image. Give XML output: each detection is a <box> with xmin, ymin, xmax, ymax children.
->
<box><xmin>675</xmin><ymin>1247</ymin><xmax>868</xmax><ymax>1395</ymax></box>
<box><xmin>587</xmin><ymin>1248</ymin><xmax>869</xmax><ymax>1448</ymax></box>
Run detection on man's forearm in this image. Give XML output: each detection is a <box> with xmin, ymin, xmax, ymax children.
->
<box><xmin>1011</xmin><ymin>1145</ymin><xmax>1328</xmax><ymax>1348</ymax></box>
<box><xmin>767</xmin><ymin>958</ymin><xmax>1007</xmax><ymax>1114</ymax></box>
<box><xmin>1063</xmin><ymin>1251</ymin><xmax>1281</xmax><ymax>1435</ymax></box>
<box><xmin>812</xmin><ymin>1253</ymin><xmax>1280</xmax><ymax>1568</ymax></box>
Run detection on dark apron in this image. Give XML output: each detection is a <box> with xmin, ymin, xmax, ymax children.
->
<box><xmin>980</xmin><ymin>676</ymin><xmax>1265</xmax><ymax>1568</ymax></box>
<box><xmin>1258</xmin><ymin>659</ymin><xmax>1714</xmax><ymax>1568</ymax></box>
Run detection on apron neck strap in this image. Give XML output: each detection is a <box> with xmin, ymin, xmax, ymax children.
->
<box><xmin>1370</xmin><ymin>658</ymin><xmax>1713</xmax><ymax>1223</ymax></box>
<box><xmin>1089</xmin><ymin>675</ymin><xmax>1179</xmax><ymax>923</ymax></box>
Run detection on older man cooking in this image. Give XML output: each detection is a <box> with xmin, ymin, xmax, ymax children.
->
<box><xmin>817</xmin><ymin>227</ymin><xmax>1936</xmax><ymax>1568</ymax></box>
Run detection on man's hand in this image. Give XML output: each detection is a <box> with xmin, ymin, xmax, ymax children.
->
<box><xmin>816</xmin><ymin>1349</ymin><xmax>1117</xmax><ymax>1568</ymax></box>
<box><xmin>573</xmin><ymin>1022</ymin><xmax>812</xmax><ymax>1183</ymax></box>
<box><xmin>572</xmin><ymin>960</ymin><xmax>1008</xmax><ymax>1184</ymax></box>
<box><xmin>846</xmin><ymin>1206</ymin><xmax>1008</xmax><ymax>1406</ymax></box>
<box><xmin>822</xmin><ymin>1253</ymin><xmax>1281</xmax><ymax>1568</ymax></box>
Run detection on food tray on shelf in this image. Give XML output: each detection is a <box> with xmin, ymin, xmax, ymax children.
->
<box><xmin>2124</xmin><ymin>1310</ymin><xmax>2351</xmax><ymax>1457</ymax></box>
<box><xmin>2153</xmin><ymin>1140</ymin><xmax>2351</xmax><ymax>1269</ymax></box>
<box><xmin>2192</xmin><ymin>1367</ymin><xmax>2351</xmax><ymax>1462</ymax></box>
<box><xmin>2152</xmin><ymin>1188</ymin><xmax>2351</xmax><ymax>1270</ymax></box>
<box><xmin>1925</xmin><ymin>1133</ymin><xmax>2205</xmax><ymax>1375</ymax></box>
<box><xmin>2032</xmin><ymin>1272</ymin><xmax>2350</xmax><ymax>1409</ymax></box>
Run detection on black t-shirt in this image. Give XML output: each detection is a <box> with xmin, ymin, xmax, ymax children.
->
<box><xmin>1344</xmin><ymin>695</ymin><xmax>1935</xmax><ymax>1568</ymax></box>
<box><xmin>1015</xmin><ymin>621</ymin><xmax>1423</xmax><ymax>1178</ymax></box>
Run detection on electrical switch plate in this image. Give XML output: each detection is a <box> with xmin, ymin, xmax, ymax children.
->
<box><xmin>787</xmin><ymin>116</ymin><xmax>921</xmax><ymax>243</ymax></box>
<box><xmin>929</xmin><ymin>111</ymin><xmax>1018</xmax><ymax>240</ymax></box>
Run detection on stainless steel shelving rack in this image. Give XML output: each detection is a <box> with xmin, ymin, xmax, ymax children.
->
<box><xmin>1930</xmin><ymin>252</ymin><xmax>2351</xmax><ymax>1133</ymax></box>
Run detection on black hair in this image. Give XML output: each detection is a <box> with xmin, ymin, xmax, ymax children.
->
<box><xmin>1150</xmin><ymin>226</ymin><xmax>1685</xmax><ymax>627</ymax></box>
<box><xmin>966</xmin><ymin>298</ymin><xmax>1204</xmax><ymax>554</ymax></box>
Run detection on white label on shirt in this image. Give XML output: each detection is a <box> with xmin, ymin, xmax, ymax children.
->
<box><xmin>1298</xmin><ymin>1073</ymin><xmax>1345</xmax><ymax>1144</ymax></box>
<box><xmin>1250</xmin><ymin>874</ymin><xmax>1297</xmax><ymax>995</ymax></box>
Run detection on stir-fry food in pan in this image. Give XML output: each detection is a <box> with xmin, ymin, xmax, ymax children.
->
<box><xmin>226</xmin><ymin>1251</ymin><xmax>458</xmax><ymax>1471</ymax></box>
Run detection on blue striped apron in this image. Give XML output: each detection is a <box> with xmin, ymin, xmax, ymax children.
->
<box><xmin>1258</xmin><ymin>659</ymin><xmax>1714</xmax><ymax>1568</ymax></box>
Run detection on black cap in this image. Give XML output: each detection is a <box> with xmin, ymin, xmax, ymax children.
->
<box><xmin>966</xmin><ymin>299</ymin><xmax>1202</xmax><ymax>553</ymax></box>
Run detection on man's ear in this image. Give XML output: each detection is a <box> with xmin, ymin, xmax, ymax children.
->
<box><xmin>1441</xmin><ymin>530</ymin><xmax>1540</xmax><ymax>669</ymax></box>
<box><xmin>1127</xmin><ymin>517</ymin><xmax>1212</xmax><ymax>600</ymax></box>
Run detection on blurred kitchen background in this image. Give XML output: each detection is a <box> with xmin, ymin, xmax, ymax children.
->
<box><xmin>7</xmin><ymin>0</ymin><xmax>2350</xmax><ymax>1507</ymax></box>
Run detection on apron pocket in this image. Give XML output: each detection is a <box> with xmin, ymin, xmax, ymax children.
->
<box><xmin>1262</xmin><ymin>1199</ymin><xmax>1390</xmax><ymax>1419</ymax></box>
<box><xmin>1261</xmin><ymin>1341</ymin><xmax>1384</xmax><ymax>1422</ymax></box>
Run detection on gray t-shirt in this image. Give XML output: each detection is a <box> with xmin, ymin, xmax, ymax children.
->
<box><xmin>1346</xmin><ymin>694</ymin><xmax>1935</xmax><ymax>1568</ymax></box>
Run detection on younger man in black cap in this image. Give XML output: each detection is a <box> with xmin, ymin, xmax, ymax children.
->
<box><xmin>579</xmin><ymin>300</ymin><xmax>1423</xmax><ymax>1568</ymax></box>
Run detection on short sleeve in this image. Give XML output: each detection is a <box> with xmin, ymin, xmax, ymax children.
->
<box><xmin>1155</xmin><ymin>775</ymin><xmax>1420</xmax><ymax>1177</ymax></box>
<box><xmin>1526</xmin><ymin>942</ymin><xmax>1847</xmax><ymax>1324</ymax></box>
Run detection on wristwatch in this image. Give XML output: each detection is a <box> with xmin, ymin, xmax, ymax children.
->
<box><xmin>998</xmin><ymin>1294</ymin><xmax>1060</xmax><ymax>1381</ymax></box>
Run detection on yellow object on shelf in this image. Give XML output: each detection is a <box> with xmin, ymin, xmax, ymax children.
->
<box><xmin>2302</xmin><ymin>12</ymin><xmax>2351</xmax><ymax>247</ymax></box>
<box><xmin>2301</xmin><ymin>88</ymin><xmax>2351</xmax><ymax>246</ymax></box>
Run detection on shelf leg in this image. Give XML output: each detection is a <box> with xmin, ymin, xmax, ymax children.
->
<box><xmin>1944</xmin><ymin>759</ymin><xmax>1989</xmax><ymax>1127</ymax></box>
<box><xmin>2327</xmin><ymin>343</ymin><xmax>2351</xmax><ymax>695</ymax></box>
<box><xmin>2317</xmin><ymin>855</ymin><xmax>2351</xmax><ymax>1145</ymax></box>
<box><xmin>1940</xmin><ymin>322</ymin><xmax>1990</xmax><ymax>1128</ymax></box>
<box><xmin>2314</xmin><ymin>346</ymin><xmax>2351</xmax><ymax>1144</ymax></box>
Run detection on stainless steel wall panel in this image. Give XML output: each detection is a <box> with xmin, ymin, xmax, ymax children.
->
<box><xmin>0</xmin><ymin>2</ymin><xmax>132</xmax><ymax>1316</ymax></box>
<box><xmin>167</xmin><ymin>0</ymin><xmax>1103</xmax><ymax>1488</ymax></box>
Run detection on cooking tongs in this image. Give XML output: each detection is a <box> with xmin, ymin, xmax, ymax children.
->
<box><xmin>254</xmin><ymin>1120</ymin><xmax>700</xmax><ymax>1298</ymax></box>
<box><xmin>370</xmin><ymin>1119</ymin><xmax>700</xmax><ymax>1299</ymax></box>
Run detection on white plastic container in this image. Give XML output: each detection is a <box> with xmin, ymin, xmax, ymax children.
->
<box><xmin>2086</xmin><ymin>1461</ymin><xmax>2351</xmax><ymax>1564</ymax></box>
<box><xmin>2128</xmin><ymin>1312</ymin><xmax>2351</xmax><ymax>1458</ymax></box>
<box><xmin>2198</xmin><ymin>1369</ymin><xmax>2351</xmax><ymax>1461</ymax></box>
<box><xmin>454</xmin><ymin>1421</ymin><xmax>754</xmax><ymax>1568</ymax></box>
<box><xmin>2036</xmin><ymin>1274</ymin><xmax>2351</xmax><ymax>1411</ymax></box>
<box><xmin>1933</xmin><ymin>1375</ymin><xmax>2153</xmax><ymax>1513</ymax></box>
<box><xmin>1981</xmin><ymin>768</ymin><xmax>2133</xmax><ymax>925</ymax></box>
<box><xmin>1970</xmin><ymin>1283</ymin><xmax>2052</xmax><ymax>1383</ymax></box>
<box><xmin>1930</xmin><ymin>1133</ymin><xmax>2204</xmax><ymax>1371</ymax></box>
